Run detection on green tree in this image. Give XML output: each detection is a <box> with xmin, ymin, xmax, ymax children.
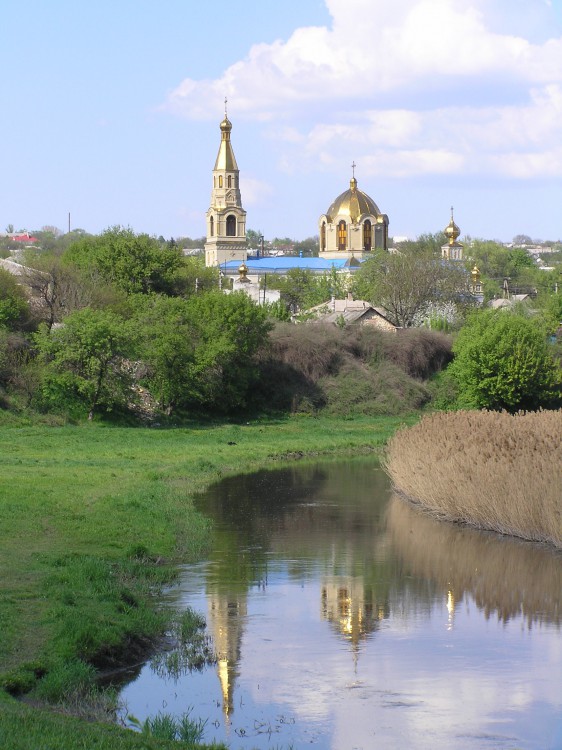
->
<box><xmin>246</xmin><ymin>229</ymin><xmax>263</xmax><ymax>249</ymax></box>
<box><xmin>184</xmin><ymin>291</ymin><xmax>272</xmax><ymax>412</ymax></box>
<box><xmin>35</xmin><ymin>308</ymin><xmax>133</xmax><ymax>419</ymax></box>
<box><xmin>294</xmin><ymin>236</ymin><xmax>319</xmax><ymax>256</ymax></box>
<box><xmin>64</xmin><ymin>226</ymin><xmax>182</xmax><ymax>295</ymax></box>
<box><xmin>271</xmin><ymin>268</ymin><xmax>348</xmax><ymax>314</ymax></box>
<box><xmin>170</xmin><ymin>257</ymin><xmax>220</xmax><ymax>297</ymax></box>
<box><xmin>0</xmin><ymin>269</ymin><xmax>32</xmax><ymax>329</ymax></box>
<box><xmin>133</xmin><ymin>295</ymin><xmax>197</xmax><ymax>414</ymax></box>
<box><xmin>352</xmin><ymin>248</ymin><xmax>468</xmax><ymax>327</ymax></box>
<box><xmin>135</xmin><ymin>291</ymin><xmax>272</xmax><ymax>414</ymax></box>
<box><xmin>448</xmin><ymin>309</ymin><xmax>562</xmax><ymax>412</ymax></box>
<box><xmin>468</xmin><ymin>239</ymin><xmax>539</xmax><ymax>300</ymax></box>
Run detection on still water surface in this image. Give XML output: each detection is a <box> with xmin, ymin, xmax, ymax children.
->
<box><xmin>120</xmin><ymin>458</ymin><xmax>562</xmax><ymax>750</ymax></box>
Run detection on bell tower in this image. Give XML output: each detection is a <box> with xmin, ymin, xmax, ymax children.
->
<box><xmin>205</xmin><ymin>100</ymin><xmax>247</xmax><ymax>267</ymax></box>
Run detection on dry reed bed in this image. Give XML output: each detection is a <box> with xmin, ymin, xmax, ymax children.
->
<box><xmin>384</xmin><ymin>409</ymin><xmax>562</xmax><ymax>548</ymax></box>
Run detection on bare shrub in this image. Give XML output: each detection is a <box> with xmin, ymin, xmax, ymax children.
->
<box><xmin>384</xmin><ymin>410</ymin><xmax>562</xmax><ymax>547</ymax></box>
<box><xmin>255</xmin><ymin>322</ymin><xmax>450</xmax><ymax>415</ymax></box>
<box><xmin>267</xmin><ymin>322</ymin><xmax>344</xmax><ymax>380</ymax></box>
<box><xmin>253</xmin><ymin>357</ymin><xmax>327</xmax><ymax>413</ymax></box>
<box><xmin>383</xmin><ymin>328</ymin><xmax>453</xmax><ymax>380</ymax></box>
<box><xmin>321</xmin><ymin>360</ymin><xmax>430</xmax><ymax>416</ymax></box>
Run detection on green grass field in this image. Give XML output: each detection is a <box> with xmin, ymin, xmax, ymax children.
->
<box><xmin>0</xmin><ymin>414</ymin><xmax>410</xmax><ymax>749</ymax></box>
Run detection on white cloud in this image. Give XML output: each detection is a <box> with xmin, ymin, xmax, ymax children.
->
<box><xmin>164</xmin><ymin>0</ymin><xmax>562</xmax><ymax>179</ymax></box>
<box><xmin>240</xmin><ymin>176</ymin><xmax>274</xmax><ymax>206</ymax></box>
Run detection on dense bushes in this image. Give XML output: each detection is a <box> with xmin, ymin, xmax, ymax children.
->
<box><xmin>448</xmin><ymin>309</ymin><xmax>562</xmax><ymax>412</ymax></box>
<box><xmin>254</xmin><ymin>323</ymin><xmax>453</xmax><ymax>415</ymax></box>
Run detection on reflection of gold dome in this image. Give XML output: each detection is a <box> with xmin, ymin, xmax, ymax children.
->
<box><xmin>444</xmin><ymin>207</ymin><xmax>461</xmax><ymax>245</ymax></box>
<box><xmin>326</xmin><ymin>177</ymin><xmax>382</xmax><ymax>224</ymax></box>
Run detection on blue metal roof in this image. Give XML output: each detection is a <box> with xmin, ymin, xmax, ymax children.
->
<box><xmin>221</xmin><ymin>257</ymin><xmax>357</xmax><ymax>274</ymax></box>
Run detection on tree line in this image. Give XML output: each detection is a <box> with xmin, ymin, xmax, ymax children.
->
<box><xmin>0</xmin><ymin>225</ymin><xmax>561</xmax><ymax>420</ymax></box>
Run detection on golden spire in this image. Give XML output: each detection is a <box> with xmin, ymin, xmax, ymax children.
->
<box><xmin>444</xmin><ymin>206</ymin><xmax>461</xmax><ymax>246</ymax></box>
<box><xmin>215</xmin><ymin>102</ymin><xmax>238</xmax><ymax>171</ymax></box>
<box><xmin>350</xmin><ymin>161</ymin><xmax>357</xmax><ymax>191</ymax></box>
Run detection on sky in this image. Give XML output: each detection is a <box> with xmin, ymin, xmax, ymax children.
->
<box><xmin>2</xmin><ymin>0</ymin><xmax>562</xmax><ymax>243</ymax></box>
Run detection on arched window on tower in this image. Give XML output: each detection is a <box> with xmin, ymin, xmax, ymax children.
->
<box><xmin>227</xmin><ymin>175</ymin><xmax>232</xmax><ymax>188</ymax></box>
<box><xmin>363</xmin><ymin>220</ymin><xmax>372</xmax><ymax>252</ymax></box>
<box><xmin>213</xmin><ymin>176</ymin><xmax>216</xmax><ymax>188</ymax></box>
<box><xmin>209</xmin><ymin>216</ymin><xmax>214</xmax><ymax>237</ymax></box>
<box><xmin>219</xmin><ymin>175</ymin><xmax>223</xmax><ymax>188</ymax></box>
<box><xmin>338</xmin><ymin>220</ymin><xmax>347</xmax><ymax>251</ymax></box>
<box><xmin>321</xmin><ymin>222</ymin><xmax>326</xmax><ymax>252</ymax></box>
<box><xmin>226</xmin><ymin>215</ymin><xmax>236</xmax><ymax>236</ymax></box>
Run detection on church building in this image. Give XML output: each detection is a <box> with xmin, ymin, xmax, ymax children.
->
<box><xmin>441</xmin><ymin>207</ymin><xmax>464</xmax><ymax>261</ymax></box>
<box><xmin>318</xmin><ymin>167</ymin><xmax>389</xmax><ymax>261</ymax></box>
<box><xmin>204</xmin><ymin>106</ymin><xmax>247</xmax><ymax>268</ymax></box>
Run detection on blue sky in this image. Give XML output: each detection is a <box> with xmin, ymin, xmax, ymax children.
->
<box><xmin>2</xmin><ymin>0</ymin><xmax>562</xmax><ymax>243</ymax></box>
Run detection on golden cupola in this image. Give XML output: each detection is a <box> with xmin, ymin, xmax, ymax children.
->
<box><xmin>441</xmin><ymin>207</ymin><xmax>464</xmax><ymax>261</ymax></box>
<box><xmin>444</xmin><ymin>207</ymin><xmax>461</xmax><ymax>246</ymax></box>
<box><xmin>325</xmin><ymin>176</ymin><xmax>382</xmax><ymax>224</ymax></box>
<box><xmin>319</xmin><ymin>164</ymin><xmax>389</xmax><ymax>258</ymax></box>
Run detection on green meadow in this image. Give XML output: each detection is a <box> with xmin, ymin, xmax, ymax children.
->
<box><xmin>0</xmin><ymin>415</ymin><xmax>408</xmax><ymax>749</ymax></box>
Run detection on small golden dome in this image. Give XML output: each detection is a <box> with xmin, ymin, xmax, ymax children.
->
<box><xmin>326</xmin><ymin>177</ymin><xmax>381</xmax><ymax>223</ymax></box>
<box><xmin>444</xmin><ymin>207</ymin><xmax>461</xmax><ymax>245</ymax></box>
<box><xmin>471</xmin><ymin>264</ymin><xmax>480</xmax><ymax>282</ymax></box>
<box><xmin>220</xmin><ymin>116</ymin><xmax>232</xmax><ymax>133</ymax></box>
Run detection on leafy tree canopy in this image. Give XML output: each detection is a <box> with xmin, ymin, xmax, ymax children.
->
<box><xmin>0</xmin><ymin>269</ymin><xmax>32</xmax><ymax>330</ymax></box>
<box><xmin>35</xmin><ymin>308</ymin><xmax>133</xmax><ymax>419</ymax></box>
<box><xmin>269</xmin><ymin>268</ymin><xmax>348</xmax><ymax>314</ymax></box>
<box><xmin>448</xmin><ymin>309</ymin><xmax>562</xmax><ymax>412</ymax></box>
<box><xmin>64</xmin><ymin>226</ymin><xmax>182</xmax><ymax>295</ymax></box>
<box><xmin>133</xmin><ymin>291</ymin><xmax>272</xmax><ymax>414</ymax></box>
<box><xmin>246</xmin><ymin>229</ymin><xmax>263</xmax><ymax>249</ymax></box>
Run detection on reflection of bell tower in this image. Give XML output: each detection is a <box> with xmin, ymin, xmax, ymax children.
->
<box><xmin>207</xmin><ymin>591</ymin><xmax>247</xmax><ymax>722</ymax></box>
<box><xmin>321</xmin><ymin>575</ymin><xmax>388</xmax><ymax>658</ymax></box>
<box><xmin>205</xmin><ymin>99</ymin><xmax>248</xmax><ymax>268</ymax></box>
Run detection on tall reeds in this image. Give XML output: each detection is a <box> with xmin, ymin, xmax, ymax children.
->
<box><xmin>384</xmin><ymin>409</ymin><xmax>562</xmax><ymax>548</ymax></box>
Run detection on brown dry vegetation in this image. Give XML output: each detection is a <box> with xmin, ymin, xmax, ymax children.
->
<box><xmin>384</xmin><ymin>409</ymin><xmax>562</xmax><ymax>547</ymax></box>
<box><xmin>255</xmin><ymin>322</ymin><xmax>452</xmax><ymax>415</ymax></box>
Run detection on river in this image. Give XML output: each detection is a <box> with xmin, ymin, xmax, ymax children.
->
<box><xmin>119</xmin><ymin>457</ymin><xmax>562</xmax><ymax>750</ymax></box>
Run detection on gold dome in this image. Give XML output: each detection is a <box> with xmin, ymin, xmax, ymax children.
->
<box><xmin>444</xmin><ymin>207</ymin><xmax>461</xmax><ymax>245</ymax></box>
<box><xmin>326</xmin><ymin>177</ymin><xmax>381</xmax><ymax>224</ymax></box>
<box><xmin>220</xmin><ymin>116</ymin><xmax>232</xmax><ymax>133</ymax></box>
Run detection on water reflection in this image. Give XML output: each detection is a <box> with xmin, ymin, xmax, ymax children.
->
<box><xmin>121</xmin><ymin>459</ymin><xmax>562</xmax><ymax>750</ymax></box>
<box><xmin>386</xmin><ymin>495</ymin><xmax>562</xmax><ymax>628</ymax></box>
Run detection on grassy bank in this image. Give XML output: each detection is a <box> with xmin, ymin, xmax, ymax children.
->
<box><xmin>385</xmin><ymin>409</ymin><xmax>562</xmax><ymax>548</ymax></box>
<box><xmin>0</xmin><ymin>414</ymin><xmax>409</xmax><ymax>749</ymax></box>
